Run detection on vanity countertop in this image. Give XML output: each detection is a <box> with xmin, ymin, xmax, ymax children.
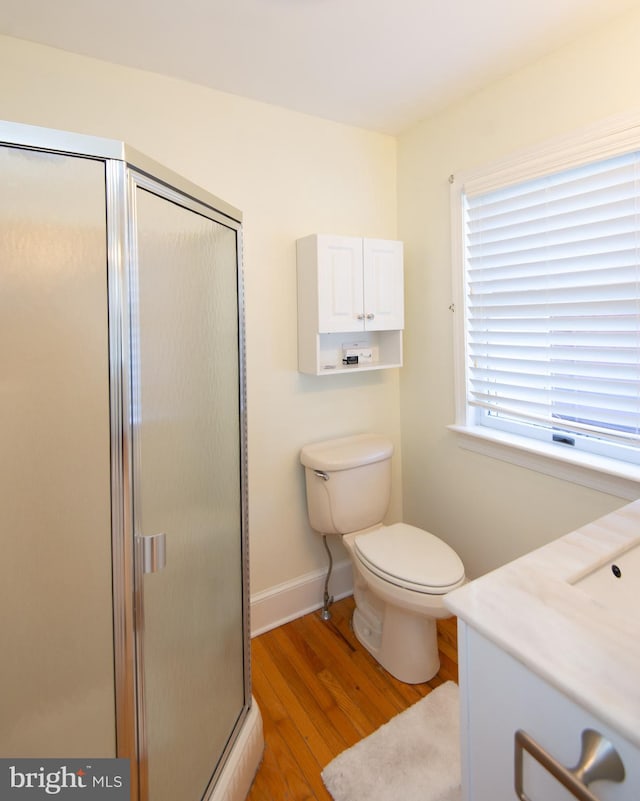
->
<box><xmin>445</xmin><ymin>498</ymin><xmax>640</xmax><ymax>749</ymax></box>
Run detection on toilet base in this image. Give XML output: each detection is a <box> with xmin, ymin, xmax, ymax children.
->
<box><xmin>351</xmin><ymin>599</ymin><xmax>440</xmax><ymax>684</ymax></box>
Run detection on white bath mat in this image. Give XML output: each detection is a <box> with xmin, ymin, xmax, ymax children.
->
<box><xmin>321</xmin><ymin>680</ymin><xmax>461</xmax><ymax>801</ymax></box>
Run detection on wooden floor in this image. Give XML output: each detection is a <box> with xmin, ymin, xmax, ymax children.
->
<box><xmin>247</xmin><ymin>595</ymin><xmax>458</xmax><ymax>801</ymax></box>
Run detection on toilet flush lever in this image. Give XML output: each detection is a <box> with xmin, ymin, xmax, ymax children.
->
<box><xmin>314</xmin><ymin>470</ymin><xmax>330</xmax><ymax>481</ymax></box>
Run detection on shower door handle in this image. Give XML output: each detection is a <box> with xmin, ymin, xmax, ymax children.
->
<box><xmin>137</xmin><ymin>533</ymin><xmax>167</xmax><ymax>574</ymax></box>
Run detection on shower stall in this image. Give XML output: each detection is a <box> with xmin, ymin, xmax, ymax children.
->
<box><xmin>0</xmin><ymin>120</ymin><xmax>263</xmax><ymax>801</ymax></box>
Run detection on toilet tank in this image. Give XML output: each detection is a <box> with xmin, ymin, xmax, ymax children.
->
<box><xmin>300</xmin><ymin>434</ymin><xmax>393</xmax><ymax>535</ymax></box>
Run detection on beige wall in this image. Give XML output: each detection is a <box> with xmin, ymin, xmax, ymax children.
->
<box><xmin>5</xmin><ymin>4</ymin><xmax>640</xmax><ymax>600</ymax></box>
<box><xmin>0</xmin><ymin>35</ymin><xmax>401</xmax><ymax>596</ymax></box>
<box><xmin>397</xmin><ymin>7</ymin><xmax>640</xmax><ymax>578</ymax></box>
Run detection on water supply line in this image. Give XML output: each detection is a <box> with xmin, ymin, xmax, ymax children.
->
<box><xmin>314</xmin><ymin>468</ymin><xmax>335</xmax><ymax>621</ymax></box>
<box><xmin>321</xmin><ymin>534</ymin><xmax>334</xmax><ymax>621</ymax></box>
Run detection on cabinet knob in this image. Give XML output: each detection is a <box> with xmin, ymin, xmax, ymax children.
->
<box><xmin>357</xmin><ymin>313</ymin><xmax>365</xmax><ymax>320</ymax></box>
<box><xmin>366</xmin><ymin>313</ymin><xmax>375</xmax><ymax>320</ymax></box>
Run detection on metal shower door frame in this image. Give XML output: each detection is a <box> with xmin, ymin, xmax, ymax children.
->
<box><xmin>123</xmin><ymin>165</ymin><xmax>249</xmax><ymax>801</ymax></box>
<box><xmin>0</xmin><ymin>119</ymin><xmax>251</xmax><ymax>801</ymax></box>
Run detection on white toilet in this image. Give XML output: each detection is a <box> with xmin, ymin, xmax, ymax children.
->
<box><xmin>300</xmin><ymin>433</ymin><xmax>465</xmax><ymax>684</ymax></box>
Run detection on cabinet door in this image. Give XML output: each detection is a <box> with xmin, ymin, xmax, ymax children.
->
<box><xmin>460</xmin><ymin>625</ymin><xmax>639</xmax><ymax>801</ymax></box>
<box><xmin>363</xmin><ymin>238</ymin><xmax>404</xmax><ymax>331</ymax></box>
<box><xmin>317</xmin><ymin>235</ymin><xmax>364</xmax><ymax>333</ymax></box>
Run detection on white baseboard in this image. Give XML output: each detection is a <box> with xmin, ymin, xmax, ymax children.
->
<box><xmin>250</xmin><ymin>558</ymin><xmax>353</xmax><ymax>637</ymax></box>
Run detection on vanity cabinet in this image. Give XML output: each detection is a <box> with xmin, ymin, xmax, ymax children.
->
<box><xmin>296</xmin><ymin>234</ymin><xmax>403</xmax><ymax>374</ymax></box>
<box><xmin>458</xmin><ymin>622</ymin><xmax>639</xmax><ymax>801</ymax></box>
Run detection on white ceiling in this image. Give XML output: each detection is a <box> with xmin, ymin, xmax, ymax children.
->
<box><xmin>0</xmin><ymin>0</ymin><xmax>637</xmax><ymax>134</ymax></box>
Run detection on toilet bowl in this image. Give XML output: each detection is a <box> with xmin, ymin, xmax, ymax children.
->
<box><xmin>300</xmin><ymin>433</ymin><xmax>465</xmax><ymax>684</ymax></box>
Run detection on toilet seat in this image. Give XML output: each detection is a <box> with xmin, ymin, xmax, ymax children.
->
<box><xmin>354</xmin><ymin>523</ymin><xmax>465</xmax><ymax>595</ymax></box>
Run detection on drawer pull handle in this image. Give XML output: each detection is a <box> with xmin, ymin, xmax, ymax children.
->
<box><xmin>515</xmin><ymin>728</ymin><xmax>625</xmax><ymax>801</ymax></box>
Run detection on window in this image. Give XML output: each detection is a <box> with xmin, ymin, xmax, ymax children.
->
<box><xmin>450</xmin><ymin>115</ymin><xmax>640</xmax><ymax>498</ymax></box>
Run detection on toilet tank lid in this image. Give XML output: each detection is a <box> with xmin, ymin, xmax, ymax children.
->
<box><xmin>300</xmin><ymin>434</ymin><xmax>393</xmax><ymax>471</ymax></box>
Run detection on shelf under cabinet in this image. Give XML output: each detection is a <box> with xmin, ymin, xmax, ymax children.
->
<box><xmin>298</xmin><ymin>329</ymin><xmax>403</xmax><ymax>376</ymax></box>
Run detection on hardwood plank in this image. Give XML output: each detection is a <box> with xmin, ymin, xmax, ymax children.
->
<box><xmin>265</xmin><ymin>625</ymin><xmax>360</xmax><ymax>750</ymax></box>
<box><xmin>258</xmin><ymin>715</ymin><xmax>318</xmax><ymax>801</ymax></box>
<box><xmin>252</xmin><ymin>636</ymin><xmax>337</xmax><ymax>765</ymax></box>
<box><xmin>292</xmin><ymin>612</ymin><xmax>401</xmax><ymax>730</ymax></box>
<box><xmin>246</xmin><ymin>595</ymin><xmax>458</xmax><ymax>801</ymax></box>
<box><xmin>252</xmin><ymin>659</ymin><xmax>327</xmax><ymax>801</ymax></box>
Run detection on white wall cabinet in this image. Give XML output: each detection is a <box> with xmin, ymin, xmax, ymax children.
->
<box><xmin>458</xmin><ymin>622</ymin><xmax>639</xmax><ymax>801</ymax></box>
<box><xmin>296</xmin><ymin>234</ymin><xmax>404</xmax><ymax>375</ymax></box>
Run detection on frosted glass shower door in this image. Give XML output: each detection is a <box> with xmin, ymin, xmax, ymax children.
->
<box><xmin>0</xmin><ymin>145</ymin><xmax>115</xmax><ymax>755</ymax></box>
<box><xmin>131</xmin><ymin>180</ymin><xmax>246</xmax><ymax>801</ymax></box>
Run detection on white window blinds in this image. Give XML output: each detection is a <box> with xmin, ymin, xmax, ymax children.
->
<box><xmin>464</xmin><ymin>149</ymin><xmax>640</xmax><ymax>450</ymax></box>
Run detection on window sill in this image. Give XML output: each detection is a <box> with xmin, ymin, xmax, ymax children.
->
<box><xmin>447</xmin><ymin>424</ymin><xmax>640</xmax><ymax>500</ymax></box>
